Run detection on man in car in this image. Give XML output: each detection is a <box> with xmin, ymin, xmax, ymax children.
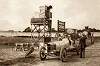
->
<box><xmin>58</xmin><ymin>34</ymin><xmax>62</xmax><ymax>41</ymax></box>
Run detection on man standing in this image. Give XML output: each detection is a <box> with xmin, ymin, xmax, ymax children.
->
<box><xmin>79</xmin><ymin>33</ymin><xmax>87</xmax><ymax>58</ymax></box>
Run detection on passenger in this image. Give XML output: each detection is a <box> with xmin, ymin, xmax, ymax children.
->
<box><xmin>62</xmin><ymin>33</ymin><xmax>65</xmax><ymax>39</ymax></box>
<box><xmin>70</xmin><ymin>33</ymin><xmax>79</xmax><ymax>45</ymax></box>
<box><xmin>62</xmin><ymin>34</ymin><xmax>68</xmax><ymax>41</ymax></box>
<box><xmin>58</xmin><ymin>34</ymin><xmax>62</xmax><ymax>41</ymax></box>
<box><xmin>68</xmin><ymin>35</ymin><xmax>71</xmax><ymax>45</ymax></box>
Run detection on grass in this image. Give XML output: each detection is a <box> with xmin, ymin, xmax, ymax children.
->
<box><xmin>0</xmin><ymin>36</ymin><xmax>57</xmax><ymax>46</ymax></box>
<box><xmin>0</xmin><ymin>37</ymin><xmax>32</xmax><ymax>46</ymax></box>
<box><xmin>0</xmin><ymin>36</ymin><xmax>98</xmax><ymax>46</ymax></box>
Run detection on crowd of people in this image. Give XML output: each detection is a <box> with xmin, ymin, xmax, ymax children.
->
<box><xmin>25</xmin><ymin>30</ymin><xmax>92</xmax><ymax>58</ymax></box>
<box><xmin>57</xmin><ymin>31</ymin><xmax>89</xmax><ymax>58</ymax></box>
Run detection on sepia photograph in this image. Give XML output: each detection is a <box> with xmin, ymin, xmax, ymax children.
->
<box><xmin>0</xmin><ymin>0</ymin><xmax>100</xmax><ymax>66</ymax></box>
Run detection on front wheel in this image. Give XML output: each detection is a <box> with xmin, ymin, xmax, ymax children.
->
<box><xmin>60</xmin><ymin>47</ymin><xmax>67</xmax><ymax>62</ymax></box>
<box><xmin>39</xmin><ymin>46</ymin><xmax>46</xmax><ymax>60</ymax></box>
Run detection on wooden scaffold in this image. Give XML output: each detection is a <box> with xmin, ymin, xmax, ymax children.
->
<box><xmin>25</xmin><ymin>5</ymin><xmax>52</xmax><ymax>57</ymax></box>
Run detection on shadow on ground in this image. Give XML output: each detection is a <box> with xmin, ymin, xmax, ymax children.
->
<box><xmin>45</xmin><ymin>53</ymin><xmax>82</xmax><ymax>63</ymax></box>
<box><xmin>0</xmin><ymin>54</ymin><xmax>38</xmax><ymax>66</ymax></box>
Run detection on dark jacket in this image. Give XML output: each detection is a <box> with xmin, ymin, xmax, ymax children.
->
<box><xmin>79</xmin><ymin>36</ymin><xmax>87</xmax><ymax>48</ymax></box>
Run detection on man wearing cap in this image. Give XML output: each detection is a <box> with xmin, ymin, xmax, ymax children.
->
<box><xmin>79</xmin><ymin>33</ymin><xmax>87</xmax><ymax>58</ymax></box>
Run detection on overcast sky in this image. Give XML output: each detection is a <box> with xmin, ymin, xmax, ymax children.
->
<box><xmin>0</xmin><ymin>0</ymin><xmax>100</xmax><ymax>31</ymax></box>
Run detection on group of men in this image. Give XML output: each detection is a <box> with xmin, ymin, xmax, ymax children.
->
<box><xmin>25</xmin><ymin>30</ymin><xmax>90</xmax><ymax>58</ymax></box>
<box><xmin>58</xmin><ymin>32</ymin><xmax>87</xmax><ymax>58</ymax></box>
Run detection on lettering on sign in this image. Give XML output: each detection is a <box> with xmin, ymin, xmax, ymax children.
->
<box><xmin>39</xmin><ymin>6</ymin><xmax>46</xmax><ymax>18</ymax></box>
<box><xmin>58</xmin><ymin>21</ymin><xmax>65</xmax><ymax>32</ymax></box>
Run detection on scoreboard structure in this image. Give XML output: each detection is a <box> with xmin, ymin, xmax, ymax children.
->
<box><xmin>30</xmin><ymin>5</ymin><xmax>52</xmax><ymax>46</ymax></box>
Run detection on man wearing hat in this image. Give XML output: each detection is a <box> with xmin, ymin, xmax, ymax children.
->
<box><xmin>79</xmin><ymin>33</ymin><xmax>87</xmax><ymax>58</ymax></box>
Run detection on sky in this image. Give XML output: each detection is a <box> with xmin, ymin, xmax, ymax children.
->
<box><xmin>0</xmin><ymin>0</ymin><xmax>100</xmax><ymax>31</ymax></box>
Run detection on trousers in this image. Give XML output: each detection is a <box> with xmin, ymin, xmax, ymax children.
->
<box><xmin>80</xmin><ymin>48</ymin><xmax>85</xmax><ymax>58</ymax></box>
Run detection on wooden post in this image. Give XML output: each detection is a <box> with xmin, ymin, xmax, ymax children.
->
<box><xmin>57</xmin><ymin>20</ymin><xmax>59</xmax><ymax>40</ymax></box>
<box><xmin>31</xmin><ymin>24</ymin><xmax>34</xmax><ymax>47</ymax></box>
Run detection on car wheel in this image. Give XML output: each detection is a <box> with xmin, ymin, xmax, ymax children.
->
<box><xmin>60</xmin><ymin>47</ymin><xmax>67</xmax><ymax>62</ymax></box>
<box><xmin>39</xmin><ymin>46</ymin><xmax>46</xmax><ymax>60</ymax></box>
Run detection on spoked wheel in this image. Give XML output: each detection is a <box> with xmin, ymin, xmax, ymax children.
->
<box><xmin>60</xmin><ymin>47</ymin><xmax>67</xmax><ymax>62</ymax></box>
<box><xmin>39</xmin><ymin>46</ymin><xmax>46</xmax><ymax>60</ymax></box>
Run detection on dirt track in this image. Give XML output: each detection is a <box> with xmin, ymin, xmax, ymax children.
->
<box><xmin>0</xmin><ymin>39</ymin><xmax>100</xmax><ymax>66</ymax></box>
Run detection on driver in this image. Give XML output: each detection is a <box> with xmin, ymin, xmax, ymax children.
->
<box><xmin>58</xmin><ymin>34</ymin><xmax>62</xmax><ymax>41</ymax></box>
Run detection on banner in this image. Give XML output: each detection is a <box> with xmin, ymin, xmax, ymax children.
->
<box><xmin>31</xmin><ymin>18</ymin><xmax>45</xmax><ymax>24</ymax></box>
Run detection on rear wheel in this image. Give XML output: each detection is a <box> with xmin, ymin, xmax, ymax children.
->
<box><xmin>60</xmin><ymin>47</ymin><xmax>67</xmax><ymax>62</ymax></box>
<box><xmin>39</xmin><ymin>46</ymin><xmax>46</xmax><ymax>60</ymax></box>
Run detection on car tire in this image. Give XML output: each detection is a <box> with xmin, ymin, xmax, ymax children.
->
<box><xmin>39</xmin><ymin>46</ymin><xmax>46</xmax><ymax>60</ymax></box>
<box><xmin>60</xmin><ymin>47</ymin><xmax>67</xmax><ymax>62</ymax></box>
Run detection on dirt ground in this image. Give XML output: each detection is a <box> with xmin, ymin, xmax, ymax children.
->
<box><xmin>0</xmin><ymin>38</ymin><xmax>100</xmax><ymax>66</ymax></box>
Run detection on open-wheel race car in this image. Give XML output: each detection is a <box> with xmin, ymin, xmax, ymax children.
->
<box><xmin>39</xmin><ymin>32</ymin><xmax>94</xmax><ymax>62</ymax></box>
<box><xmin>39</xmin><ymin>36</ymin><xmax>80</xmax><ymax>62</ymax></box>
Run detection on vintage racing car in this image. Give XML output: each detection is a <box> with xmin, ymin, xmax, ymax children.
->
<box><xmin>39</xmin><ymin>37</ymin><xmax>80</xmax><ymax>62</ymax></box>
<box><xmin>39</xmin><ymin>33</ymin><xmax>94</xmax><ymax>62</ymax></box>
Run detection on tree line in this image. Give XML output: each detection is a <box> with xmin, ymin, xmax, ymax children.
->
<box><xmin>23</xmin><ymin>27</ymin><xmax>100</xmax><ymax>32</ymax></box>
